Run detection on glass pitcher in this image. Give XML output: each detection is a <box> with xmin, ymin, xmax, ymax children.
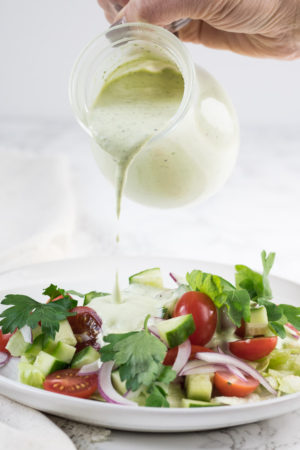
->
<box><xmin>69</xmin><ymin>23</ymin><xmax>239</xmax><ymax>209</ymax></box>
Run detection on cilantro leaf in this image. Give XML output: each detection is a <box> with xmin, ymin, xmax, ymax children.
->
<box><xmin>186</xmin><ymin>270</ymin><xmax>250</xmax><ymax>327</ymax></box>
<box><xmin>101</xmin><ymin>329</ymin><xmax>167</xmax><ymax>391</ymax></box>
<box><xmin>226</xmin><ymin>290</ymin><xmax>251</xmax><ymax>327</ymax></box>
<box><xmin>43</xmin><ymin>284</ymin><xmax>66</xmax><ymax>300</ymax></box>
<box><xmin>157</xmin><ymin>365</ymin><xmax>176</xmax><ymax>384</ymax></box>
<box><xmin>235</xmin><ymin>250</ymin><xmax>275</xmax><ymax>300</ymax></box>
<box><xmin>66</xmin><ymin>290</ymin><xmax>109</xmax><ymax>306</ymax></box>
<box><xmin>146</xmin><ymin>385</ymin><xmax>170</xmax><ymax>408</ymax></box>
<box><xmin>279</xmin><ymin>304</ymin><xmax>300</xmax><ymax>330</ymax></box>
<box><xmin>0</xmin><ymin>294</ymin><xmax>77</xmax><ymax>339</ymax></box>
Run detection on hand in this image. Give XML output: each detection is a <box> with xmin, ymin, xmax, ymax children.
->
<box><xmin>98</xmin><ymin>0</ymin><xmax>300</xmax><ymax>59</ymax></box>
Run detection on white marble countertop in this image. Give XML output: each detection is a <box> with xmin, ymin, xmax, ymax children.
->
<box><xmin>0</xmin><ymin>117</ymin><xmax>299</xmax><ymax>449</ymax></box>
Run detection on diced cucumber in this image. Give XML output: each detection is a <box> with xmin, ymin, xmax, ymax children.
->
<box><xmin>157</xmin><ymin>314</ymin><xmax>195</xmax><ymax>348</ymax></box>
<box><xmin>129</xmin><ymin>268</ymin><xmax>163</xmax><ymax>289</ymax></box>
<box><xmin>54</xmin><ymin>320</ymin><xmax>77</xmax><ymax>346</ymax></box>
<box><xmin>111</xmin><ymin>370</ymin><xmax>127</xmax><ymax>395</ymax></box>
<box><xmin>71</xmin><ymin>346</ymin><xmax>100</xmax><ymax>369</ymax></box>
<box><xmin>5</xmin><ymin>330</ymin><xmax>29</xmax><ymax>357</ymax></box>
<box><xmin>24</xmin><ymin>334</ymin><xmax>44</xmax><ymax>359</ymax></box>
<box><xmin>52</xmin><ymin>341</ymin><xmax>76</xmax><ymax>364</ymax></box>
<box><xmin>185</xmin><ymin>374</ymin><xmax>213</xmax><ymax>402</ymax></box>
<box><xmin>20</xmin><ymin>354</ymin><xmax>36</xmax><ymax>364</ymax></box>
<box><xmin>32</xmin><ymin>326</ymin><xmax>42</xmax><ymax>340</ymax></box>
<box><xmin>33</xmin><ymin>351</ymin><xmax>67</xmax><ymax>376</ymax></box>
<box><xmin>18</xmin><ymin>362</ymin><xmax>45</xmax><ymax>388</ymax></box>
<box><xmin>167</xmin><ymin>381</ymin><xmax>184</xmax><ymax>408</ymax></box>
<box><xmin>43</xmin><ymin>337</ymin><xmax>57</xmax><ymax>354</ymax></box>
<box><xmin>245</xmin><ymin>306</ymin><xmax>268</xmax><ymax>336</ymax></box>
<box><xmin>182</xmin><ymin>398</ymin><xmax>221</xmax><ymax>408</ymax></box>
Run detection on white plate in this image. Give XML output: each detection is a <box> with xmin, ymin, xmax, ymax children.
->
<box><xmin>1</xmin><ymin>255</ymin><xmax>300</xmax><ymax>433</ymax></box>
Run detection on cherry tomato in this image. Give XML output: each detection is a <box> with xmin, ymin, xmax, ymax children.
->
<box><xmin>0</xmin><ymin>330</ymin><xmax>12</xmax><ymax>353</ymax></box>
<box><xmin>229</xmin><ymin>337</ymin><xmax>277</xmax><ymax>361</ymax></box>
<box><xmin>67</xmin><ymin>306</ymin><xmax>102</xmax><ymax>352</ymax></box>
<box><xmin>214</xmin><ymin>371</ymin><xmax>259</xmax><ymax>397</ymax></box>
<box><xmin>163</xmin><ymin>345</ymin><xmax>213</xmax><ymax>366</ymax></box>
<box><xmin>44</xmin><ymin>369</ymin><xmax>98</xmax><ymax>398</ymax></box>
<box><xmin>173</xmin><ymin>292</ymin><xmax>217</xmax><ymax>345</ymax></box>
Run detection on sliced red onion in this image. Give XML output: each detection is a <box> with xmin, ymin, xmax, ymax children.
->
<box><xmin>217</xmin><ymin>346</ymin><xmax>247</xmax><ymax>382</ymax></box>
<box><xmin>181</xmin><ymin>363</ymin><xmax>222</xmax><ymax>376</ymax></box>
<box><xmin>172</xmin><ymin>339</ymin><xmax>191</xmax><ymax>374</ymax></box>
<box><xmin>20</xmin><ymin>325</ymin><xmax>33</xmax><ymax>344</ymax></box>
<box><xmin>147</xmin><ymin>317</ymin><xmax>164</xmax><ymax>340</ymax></box>
<box><xmin>169</xmin><ymin>272</ymin><xmax>179</xmax><ymax>284</ymax></box>
<box><xmin>285</xmin><ymin>324</ymin><xmax>300</xmax><ymax>340</ymax></box>
<box><xmin>0</xmin><ymin>352</ymin><xmax>10</xmax><ymax>367</ymax></box>
<box><xmin>78</xmin><ymin>359</ymin><xmax>101</xmax><ymax>375</ymax></box>
<box><xmin>98</xmin><ymin>361</ymin><xmax>137</xmax><ymax>406</ymax></box>
<box><xmin>194</xmin><ymin>352</ymin><xmax>277</xmax><ymax>395</ymax></box>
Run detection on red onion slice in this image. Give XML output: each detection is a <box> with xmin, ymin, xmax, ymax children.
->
<box><xmin>217</xmin><ymin>347</ymin><xmax>247</xmax><ymax>382</ymax></box>
<box><xmin>169</xmin><ymin>273</ymin><xmax>179</xmax><ymax>284</ymax></box>
<box><xmin>98</xmin><ymin>361</ymin><xmax>137</xmax><ymax>406</ymax></box>
<box><xmin>181</xmin><ymin>363</ymin><xmax>222</xmax><ymax>376</ymax></box>
<box><xmin>20</xmin><ymin>325</ymin><xmax>33</xmax><ymax>344</ymax></box>
<box><xmin>0</xmin><ymin>352</ymin><xmax>10</xmax><ymax>367</ymax></box>
<box><xmin>172</xmin><ymin>339</ymin><xmax>191</xmax><ymax>374</ymax></box>
<box><xmin>285</xmin><ymin>323</ymin><xmax>300</xmax><ymax>340</ymax></box>
<box><xmin>78</xmin><ymin>359</ymin><xmax>101</xmax><ymax>376</ymax></box>
<box><xmin>194</xmin><ymin>352</ymin><xmax>277</xmax><ymax>395</ymax></box>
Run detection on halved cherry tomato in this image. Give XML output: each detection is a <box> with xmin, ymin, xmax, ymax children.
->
<box><xmin>0</xmin><ymin>330</ymin><xmax>12</xmax><ymax>353</ymax></box>
<box><xmin>229</xmin><ymin>337</ymin><xmax>277</xmax><ymax>361</ymax></box>
<box><xmin>44</xmin><ymin>369</ymin><xmax>98</xmax><ymax>398</ymax></box>
<box><xmin>67</xmin><ymin>306</ymin><xmax>102</xmax><ymax>352</ymax></box>
<box><xmin>173</xmin><ymin>292</ymin><xmax>217</xmax><ymax>345</ymax></box>
<box><xmin>163</xmin><ymin>345</ymin><xmax>213</xmax><ymax>366</ymax></box>
<box><xmin>214</xmin><ymin>371</ymin><xmax>259</xmax><ymax>397</ymax></box>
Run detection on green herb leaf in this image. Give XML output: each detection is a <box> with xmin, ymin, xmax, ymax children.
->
<box><xmin>157</xmin><ymin>365</ymin><xmax>176</xmax><ymax>384</ymax></box>
<box><xmin>0</xmin><ymin>294</ymin><xmax>77</xmax><ymax>339</ymax></box>
<box><xmin>66</xmin><ymin>290</ymin><xmax>109</xmax><ymax>306</ymax></box>
<box><xmin>101</xmin><ymin>328</ymin><xmax>168</xmax><ymax>392</ymax></box>
<box><xmin>279</xmin><ymin>305</ymin><xmax>300</xmax><ymax>330</ymax></box>
<box><xmin>43</xmin><ymin>284</ymin><xmax>66</xmax><ymax>300</ymax></box>
<box><xmin>269</xmin><ymin>322</ymin><xmax>286</xmax><ymax>339</ymax></box>
<box><xmin>235</xmin><ymin>251</ymin><xmax>275</xmax><ymax>300</ymax></box>
<box><xmin>145</xmin><ymin>385</ymin><xmax>170</xmax><ymax>408</ymax></box>
<box><xmin>226</xmin><ymin>290</ymin><xmax>251</xmax><ymax>327</ymax></box>
<box><xmin>186</xmin><ymin>270</ymin><xmax>250</xmax><ymax>327</ymax></box>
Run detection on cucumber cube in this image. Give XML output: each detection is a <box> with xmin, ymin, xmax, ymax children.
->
<box><xmin>129</xmin><ymin>268</ymin><xmax>163</xmax><ymax>288</ymax></box>
<box><xmin>34</xmin><ymin>351</ymin><xmax>67</xmax><ymax>376</ymax></box>
<box><xmin>182</xmin><ymin>398</ymin><xmax>221</xmax><ymax>408</ymax></box>
<box><xmin>19</xmin><ymin>362</ymin><xmax>45</xmax><ymax>389</ymax></box>
<box><xmin>71</xmin><ymin>346</ymin><xmax>100</xmax><ymax>369</ymax></box>
<box><xmin>54</xmin><ymin>320</ymin><xmax>77</xmax><ymax>346</ymax></box>
<box><xmin>185</xmin><ymin>374</ymin><xmax>213</xmax><ymax>402</ymax></box>
<box><xmin>52</xmin><ymin>341</ymin><xmax>76</xmax><ymax>364</ymax></box>
<box><xmin>5</xmin><ymin>330</ymin><xmax>29</xmax><ymax>357</ymax></box>
<box><xmin>157</xmin><ymin>314</ymin><xmax>195</xmax><ymax>348</ymax></box>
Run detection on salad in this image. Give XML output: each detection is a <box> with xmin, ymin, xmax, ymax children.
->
<box><xmin>1</xmin><ymin>251</ymin><xmax>300</xmax><ymax>408</ymax></box>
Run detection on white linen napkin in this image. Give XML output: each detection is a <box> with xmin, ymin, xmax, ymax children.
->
<box><xmin>0</xmin><ymin>394</ymin><xmax>75</xmax><ymax>450</ymax></box>
<box><xmin>0</xmin><ymin>150</ymin><xmax>75</xmax><ymax>273</ymax></box>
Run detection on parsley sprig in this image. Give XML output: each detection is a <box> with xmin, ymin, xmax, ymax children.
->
<box><xmin>0</xmin><ymin>293</ymin><xmax>77</xmax><ymax>340</ymax></box>
<box><xmin>101</xmin><ymin>315</ymin><xmax>176</xmax><ymax>407</ymax></box>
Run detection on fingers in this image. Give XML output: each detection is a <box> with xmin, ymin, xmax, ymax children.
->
<box><xmin>178</xmin><ymin>20</ymin><xmax>297</xmax><ymax>59</ymax></box>
<box><xmin>97</xmin><ymin>0</ymin><xmax>129</xmax><ymax>24</ymax></box>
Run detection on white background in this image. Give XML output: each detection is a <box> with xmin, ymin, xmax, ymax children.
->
<box><xmin>1</xmin><ymin>0</ymin><xmax>300</xmax><ymax>125</ymax></box>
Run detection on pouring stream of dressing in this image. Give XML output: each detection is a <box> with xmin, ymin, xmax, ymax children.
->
<box><xmin>88</xmin><ymin>58</ymin><xmax>184</xmax><ymax>302</ymax></box>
